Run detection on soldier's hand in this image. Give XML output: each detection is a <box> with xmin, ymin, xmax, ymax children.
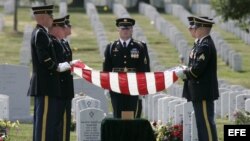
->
<box><xmin>70</xmin><ymin>59</ymin><xmax>81</xmax><ymax>65</ymax></box>
<box><xmin>175</xmin><ymin>68</ymin><xmax>187</xmax><ymax>80</ymax></box>
<box><xmin>57</xmin><ymin>62</ymin><xmax>71</xmax><ymax>72</ymax></box>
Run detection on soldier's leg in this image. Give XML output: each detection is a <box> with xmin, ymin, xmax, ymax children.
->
<box><xmin>110</xmin><ymin>92</ymin><xmax>120</xmax><ymax>118</ymax></box>
<box><xmin>65</xmin><ymin>99</ymin><xmax>72</xmax><ymax>141</ymax></box>
<box><xmin>193</xmin><ymin>100</ymin><xmax>218</xmax><ymax>141</ymax></box>
<box><xmin>34</xmin><ymin>96</ymin><xmax>63</xmax><ymax>141</ymax></box>
<box><xmin>135</xmin><ymin>99</ymin><xmax>142</xmax><ymax>118</ymax></box>
<box><xmin>125</xmin><ymin>95</ymin><xmax>139</xmax><ymax>118</ymax></box>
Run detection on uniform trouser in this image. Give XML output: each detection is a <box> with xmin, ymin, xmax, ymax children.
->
<box><xmin>33</xmin><ymin>96</ymin><xmax>62</xmax><ymax>141</ymax></box>
<box><xmin>192</xmin><ymin>100</ymin><xmax>218</xmax><ymax>141</ymax></box>
<box><xmin>110</xmin><ymin>92</ymin><xmax>139</xmax><ymax>118</ymax></box>
<box><xmin>58</xmin><ymin>99</ymin><xmax>72</xmax><ymax>141</ymax></box>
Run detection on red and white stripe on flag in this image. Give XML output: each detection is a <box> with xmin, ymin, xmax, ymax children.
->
<box><xmin>71</xmin><ymin>61</ymin><xmax>178</xmax><ymax>95</ymax></box>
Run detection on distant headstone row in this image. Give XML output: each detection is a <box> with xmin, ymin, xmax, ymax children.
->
<box><xmin>20</xmin><ymin>25</ymin><xmax>33</xmax><ymax>65</ymax></box>
<box><xmin>139</xmin><ymin>2</ymin><xmax>190</xmax><ymax>65</ymax></box>
<box><xmin>192</xmin><ymin>3</ymin><xmax>250</xmax><ymax>45</ymax></box>
<box><xmin>113</xmin><ymin>3</ymin><xmax>163</xmax><ymax>71</ymax></box>
<box><xmin>86</xmin><ymin>2</ymin><xmax>109</xmax><ymax>58</ymax></box>
<box><xmin>165</xmin><ymin>3</ymin><xmax>242</xmax><ymax>72</ymax></box>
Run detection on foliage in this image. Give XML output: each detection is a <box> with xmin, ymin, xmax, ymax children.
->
<box><xmin>0</xmin><ymin>119</ymin><xmax>20</xmax><ymax>141</ymax></box>
<box><xmin>151</xmin><ymin>121</ymin><xmax>183</xmax><ymax>141</ymax></box>
<box><xmin>211</xmin><ymin>0</ymin><xmax>250</xmax><ymax>32</ymax></box>
<box><xmin>234</xmin><ymin>110</ymin><xmax>250</xmax><ymax>124</ymax></box>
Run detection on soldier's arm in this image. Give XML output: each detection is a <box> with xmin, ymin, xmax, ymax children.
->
<box><xmin>35</xmin><ymin>30</ymin><xmax>57</xmax><ymax>71</ymax></box>
<box><xmin>184</xmin><ymin>44</ymin><xmax>210</xmax><ymax>79</ymax></box>
<box><xmin>103</xmin><ymin>43</ymin><xmax>112</xmax><ymax>72</ymax></box>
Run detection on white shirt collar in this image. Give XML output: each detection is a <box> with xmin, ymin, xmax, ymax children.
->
<box><xmin>119</xmin><ymin>38</ymin><xmax>131</xmax><ymax>47</ymax></box>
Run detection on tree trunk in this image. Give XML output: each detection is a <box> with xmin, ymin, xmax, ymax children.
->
<box><xmin>14</xmin><ymin>0</ymin><xmax>18</xmax><ymax>32</ymax></box>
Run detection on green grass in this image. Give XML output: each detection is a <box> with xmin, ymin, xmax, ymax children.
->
<box><xmin>8</xmin><ymin>123</ymin><xmax>76</xmax><ymax>141</ymax></box>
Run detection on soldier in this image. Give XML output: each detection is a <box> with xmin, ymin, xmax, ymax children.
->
<box><xmin>28</xmin><ymin>5</ymin><xmax>71</xmax><ymax>141</ymax></box>
<box><xmin>175</xmin><ymin>16</ymin><xmax>219</xmax><ymax>141</ymax></box>
<box><xmin>103</xmin><ymin>17</ymin><xmax>150</xmax><ymax>118</ymax></box>
<box><xmin>49</xmin><ymin>17</ymin><xmax>76</xmax><ymax>141</ymax></box>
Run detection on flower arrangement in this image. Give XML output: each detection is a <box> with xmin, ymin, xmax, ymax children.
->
<box><xmin>151</xmin><ymin>121</ymin><xmax>183</xmax><ymax>141</ymax></box>
<box><xmin>0</xmin><ymin>119</ymin><xmax>20</xmax><ymax>141</ymax></box>
<box><xmin>233</xmin><ymin>110</ymin><xmax>250</xmax><ymax>124</ymax></box>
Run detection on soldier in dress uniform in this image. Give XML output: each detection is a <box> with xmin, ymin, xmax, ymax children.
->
<box><xmin>28</xmin><ymin>5</ymin><xmax>71</xmax><ymax>141</ymax></box>
<box><xmin>49</xmin><ymin>16</ymin><xmax>77</xmax><ymax>141</ymax></box>
<box><xmin>103</xmin><ymin>17</ymin><xmax>150</xmax><ymax>118</ymax></box>
<box><xmin>175</xmin><ymin>16</ymin><xmax>219</xmax><ymax>141</ymax></box>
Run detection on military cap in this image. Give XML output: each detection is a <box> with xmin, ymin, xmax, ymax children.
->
<box><xmin>187</xmin><ymin>16</ymin><xmax>195</xmax><ymax>26</ymax></box>
<box><xmin>52</xmin><ymin>17</ymin><xmax>66</xmax><ymax>27</ymax></box>
<box><xmin>31</xmin><ymin>5</ymin><xmax>54</xmax><ymax>15</ymax></box>
<box><xmin>193</xmin><ymin>16</ymin><xmax>214</xmax><ymax>28</ymax></box>
<box><xmin>64</xmin><ymin>15</ymin><xmax>71</xmax><ymax>27</ymax></box>
<box><xmin>116</xmin><ymin>17</ymin><xmax>135</xmax><ymax>27</ymax></box>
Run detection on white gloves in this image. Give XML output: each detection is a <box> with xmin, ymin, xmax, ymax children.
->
<box><xmin>70</xmin><ymin>59</ymin><xmax>80</xmax><ymax>65</ymax></box>
<box><xmin>57</xmin><ymin>62</ymin><xmax>71</xmax><ymax>72</ymax></box>
<box><xmin>174</xmin><ymin>66</ymin><xmax>187</xmax><ymax>80</ymax></box>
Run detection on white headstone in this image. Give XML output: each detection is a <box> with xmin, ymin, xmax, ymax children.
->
<box><xmin>78</xmin><ymin>108</ymin><xmax>105</xmax><ymax>141</ymax></box>
<box><xmin>174</xmin><ymin>102</ymin><xmax>184</xmax><ymax>124</ymax></box>
<box><xmin>74</xmin><ymin>78</ymin><xmax>108</xmax><ymax>114</ymax></box>
<box><xmin>4</xmin><ymin>0</ymin><xmax>14</xmax><ymax>14</ymax></box>
<box><xmin>152</xmin><ymin>94</ymin><xmax>166</xmax><ymax>121</ymax></box>
<box><xmin>0</xmin><ymin>65</ymin><xmax>31</xmax><ymax>121</ymax></box>
<box><xmin>59</xmin><ymin>2</ymin><xmax>68</xmax><ymax>17</ymax></box>
<box><xmin>0</xmin><ymin>94</ymin><xmax>9</xmax><ymax>119</ymax></box>
<box><xmin>220</xmin><ymin>91</ymin><xmax>230</xmax><ymax>118</ymax></box>
<box><xmin>245</xmin><ymin>99</ymin><xmax>250</xmax><ymax>112</ymax></box>
<box><xmin>191</xmin><ymin>112</ymin><xmax>198</xmax><ymax>141</ymax></box>
<box><xmin>236</xmin><ymin>94</ymin><xmax>250</xmax><ymax>111</ymax></box>
<box><xmin>183</xmin><ymin>102</ymin><xmax>193</xmax><ymax>141</ymax></box>
<box><xmin>20</xmin><ymin>25</ymin><xmax>33</xmax><ymax>65</ymax></box>
<box><xmin>229</xmin><ymin>91</ymin><xmax>242</xmax><ymax>120</ymax></box>
<box><xmin>168</xmin><ymin>99</ymin><xmax>186</xmax><ymax>122</ymax></box>
<box><xmin>162</xmin><ymin>97</ymin><xmax>178</xmax><ymax>124</ymax></box>
<box><xmin>0</xmin><ymin>14</ymin><xmax>4</xmax><ymax>32</ymax></box>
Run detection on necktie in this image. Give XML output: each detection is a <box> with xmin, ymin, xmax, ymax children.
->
<box><xmin>123</xmin><ymin>41</ymin><xmax>126</xmax><ymax>48</ymax></box>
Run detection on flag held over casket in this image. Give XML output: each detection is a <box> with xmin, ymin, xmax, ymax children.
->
<box><xmin>71</xmin><ymin>61</ymin><xmax>178</xmax><ymax>95</ymax></box>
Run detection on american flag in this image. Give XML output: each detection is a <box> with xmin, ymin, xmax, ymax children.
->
<box><xmin>71</xmin><ymin>61</ymin><xmax>178</xmax><ymax>95</ymax></box>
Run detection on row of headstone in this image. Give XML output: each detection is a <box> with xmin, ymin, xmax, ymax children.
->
<box><xmin>192</xmin><ymin>3</ymin><xmax>250</xmax><ymax>45</ymax></box>
<box><xmin>212</xmin><ymin>31</ymin><xmax>242</xmax><ymax>71</ymax></box>
<box><xmin>113</xmin><ymin>3</ymin><xmax>163</xmax><ymax>71</ymax></box>
<box><xmin>86</xmin><ymin>2</ymin><xmax>109</xmax><ymax>58</ymax></box>
<box><xmin>0</xmin><ymin>64</ymin><xmax>31</xmax><ymax>122</ymax></box>
<box><xmin>72</xmin><ymin>95</ymin><xmax>106</xmax><ymax>141</ymax></box>
<box><xmin>0</xmin><ymin>94</ymin><xmax>9</xmax><ymax>119</ymax></box>
<box><xmin>165</xmin><ymin>3</ymin><xmax>243</xmax><ymax>72</ymax></box>
<box><xmin>143</xmin><ymin>92</ymin><xmax>198</xmax><ymax>141</ymax></box>
<box><xmin>0</xmin><ymin>14</ymin><xmax>4</xmax><ymax>32</ymax></box>
<box><xmin>19</xmin><ymin>25</ymin><xmax>33</xmax><ymax>65</ymax></box>
<box><xmin>139</xmin><ymin>2</ymin><xmax>190</xmax><ymax>65</ymax></box>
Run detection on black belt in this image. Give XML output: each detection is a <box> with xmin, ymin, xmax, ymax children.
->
<box><xmin>112</xmin><ymin>67</ymin><xmax>136</xmax><ymax>72</ymax></box>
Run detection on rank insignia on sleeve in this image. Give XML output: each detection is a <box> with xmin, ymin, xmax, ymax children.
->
<box><xmin>144</xmin><ymin>57</ymin><xmax>147</xmax><ymax>64</ymax></box>
<box><xmin>198</xmin><ymin>54</ymin><xmax>205</xmax><ymax>61</ymax></box>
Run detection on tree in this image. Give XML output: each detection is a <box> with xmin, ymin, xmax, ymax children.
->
<box><xmin>14</xmin><ymin>0</ymin><xmax>18</xmax><ymax>32</ymax></box>
<box><xmin>212</xmin><ymin>0</ymin><xmax>250</xmax><ymax>32</ymax></box>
